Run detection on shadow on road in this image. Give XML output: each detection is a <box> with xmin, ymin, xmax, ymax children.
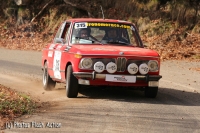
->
<box><xmin>78</xmin><ymin>86</ymin><xmax>200</xmax><ymax>106</ymax></box>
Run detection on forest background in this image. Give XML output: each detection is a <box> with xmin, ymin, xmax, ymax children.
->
<box><xmin>0</xmin><ymin>0</ymin><xmax>200</xmax><ymax>60</ymax></box>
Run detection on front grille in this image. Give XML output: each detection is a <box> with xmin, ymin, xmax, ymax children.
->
<box><xmin>117</xmin><ymin>57</ymin><xmax>126</xmax><ymax>72</ymax></box>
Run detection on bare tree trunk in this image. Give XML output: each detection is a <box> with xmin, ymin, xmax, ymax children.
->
<box><xmin>16</xmin><ymin>6</ymin><xmax>24</xmax><ymax>26</ymax></box>
<box><xmin>182</xmin><ymin>7</ymin><xmax>187</xmax><ymax>25</ymax></box>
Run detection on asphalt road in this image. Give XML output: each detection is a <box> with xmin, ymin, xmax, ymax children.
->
<box><xmin>0</xmin><ymin>48</ymin><xmax>200</xmax><ymax>133</ymax></box>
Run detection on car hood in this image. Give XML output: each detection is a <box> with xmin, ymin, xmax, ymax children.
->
<box><xmin>70</xmin><ymin>45</ymin><xmax>159</xmax><ymax>57</ymax></box>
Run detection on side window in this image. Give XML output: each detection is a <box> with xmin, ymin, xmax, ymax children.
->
<box><xmin>55</xmin><ymin>23</ymin><xmax>65</xmax><ymax>38</ymax></box>
<box><xmin>53</xmin><ymin>22</ymin><xmax>66</xmax><ymax>43</ymax></box>
<box><xmin>127</xmin><ymin>28</ymin><xmax>139</xmax><ymax>46</ymax></box>
<box><xmin>63</xmin><ymin>23</ymin><xmax>71</xmax><ymax>43</ymax></box>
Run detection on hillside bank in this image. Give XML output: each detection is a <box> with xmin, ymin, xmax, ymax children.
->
<box><xmin>0</xmin><ymin>0</ymin><xmax>200</xmax><ymax>60</ymax></box>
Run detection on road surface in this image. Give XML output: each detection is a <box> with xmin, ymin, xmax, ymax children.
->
<box><xmin>0</xmin><ymin>48</ymin><xmax>200</xmax><ymax>133</ymax></box>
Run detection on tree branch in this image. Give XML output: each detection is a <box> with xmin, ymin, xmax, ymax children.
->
<box><xmin>31</xmin><ymin>0</ymin><xmax>54</xmax><ymax>23</ymax></box>
<box><xmin>63</xmin><ymin>0</ymin><xmax>78</xmax><ymax>7</ymax></box>
<box><xmin>63</xmin><ymin>0</ymin><xmax>94</xmax><ymax>17</ymax></box>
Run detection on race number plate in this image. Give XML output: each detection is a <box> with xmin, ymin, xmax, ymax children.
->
<box><xmin>74</xmin><ymin>23</ymin><xmax>87</xmax><ymax>29</ymax></box>
<box><xmin>105</xmin><ymin>74</ymin><xmax>136</xmax><ymax>83</ymax></box>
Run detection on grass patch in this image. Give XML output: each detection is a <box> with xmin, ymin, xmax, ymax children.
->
<box><xmin>0</xmin><ymin>84</ymin><xmax>43</xmax><ymax>129</ymax></box>
<box><xmin>0</xmin><ymin>93</ymin><xmax>36</xmax><ymax>115</ymax></box>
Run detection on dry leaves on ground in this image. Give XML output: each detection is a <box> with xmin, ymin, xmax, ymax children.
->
<box><xmin>142</xmin><ymin>31</ymin><xmax>200</xmax><ymax>61</ymax></box>
<box><xmin>0</xmin><ymin>84</ymin><xmax>49</xmax><ymax>130</ymax></box>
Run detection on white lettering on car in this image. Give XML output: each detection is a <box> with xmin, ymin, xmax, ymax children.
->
<box><xmin>53</xmin><ymin>51</ymin><xmax>62</xmax><ymax>79</ymax></box>
<box><xmin>114</xmin><ymin>76</ymin><xmax>127</xmax><ymax>82</ymax></box>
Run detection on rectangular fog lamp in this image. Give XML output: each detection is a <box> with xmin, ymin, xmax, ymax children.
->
<box><xmin>78</xmin><ymin>79</ymin><xmax>90</xmax><ymax>85</ymax></box>
<box><xmin>148</xmin><ymin>81</ymin><xmax>159</xmax><ymax>87</ymax></box>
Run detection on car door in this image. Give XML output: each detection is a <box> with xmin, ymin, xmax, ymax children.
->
<box><xmin>58</xmin><ymin>22</ymin><xmax>72</xmax><ymax>81</ymax></box>
<box><xmin>48</xmin><ymin>22</ymin><xmax>67</xmax><ymax>79</ymax></box>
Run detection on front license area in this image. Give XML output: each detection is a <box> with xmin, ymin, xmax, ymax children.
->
<box><xmin>105</xmin><ymin>74</ymin><xmax>136</xmax><ymax>83</ymax></box>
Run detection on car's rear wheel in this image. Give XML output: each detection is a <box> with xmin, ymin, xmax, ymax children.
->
<box><xmin>66</xmin><ymin>65</ymin><xmax>79</xmax><ymax>98</ymax></box>
<box><xmin>43</xmin><ymin>62</ymin><xmax>56</xmax><ymax>90</ymax></box>
<box><xmin>144</xmin><ymin>87</ymin><xmax>158</xmax><ymax>98</ymax></box>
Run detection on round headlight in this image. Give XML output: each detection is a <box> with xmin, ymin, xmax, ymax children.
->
<box><xmin>148</xmin><ymin>60</ymin><xmax>158</xmax><ymax>71</ymax></box>
<box><xmin>94</xmin><ymin>61</ymin><xmax>105</xmax><ymax>73</ymax></box>
<box><xmin>139</xmin><ymin>63</ymin><xmax>149</xmax><ymax>75</ymax></box>
<box><xmin>127</xmin><ymin>63</ymin><xmax>138</xmax><ymax>74</ymax></box>
<box><xmin>106</xmin><ymin>62</ymin><xmax>117</xmax><ymax>73</ymax></box>
<box><xmin>81</xmin><ymin>58</ymin><xmax>93</xmax><ymax>69</ymax></box>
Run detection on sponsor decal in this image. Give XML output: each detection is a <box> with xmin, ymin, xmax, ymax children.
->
<box><xmin>53</xmin><ymin>51</ymin><xmax>62</xmax><ymax>79</ymax></box>
<box><xmin>48</xmin><ymin>51</ymin><xmax>53</xmax><ymax>57</ymax></box>
<box><xmin>130</xmin><ymin>67</ymin><xmax>138</xmax><ymax>72</ymax></box>
<box><xmin>86</xmin><ymin>23</ymin><xmax>131</xmax><ymax>29</ymax></box>
<box><xmin>74</xmin><ymin>22</ymin><xmax>131</xmax><ymax>29</ymax></box>
<box><xmin>108</xmin><ymin>65</ymin><xmax>117</xmax><ymax>71</ymax></box>
<box><xmin>114</xmin><ymin>76</ymin><xmax>127</xmax><ymax>82</ymax></box>
<box><xmin>141</xmin><ymin>66</ymin><xmax>149</xmax><ymax>73</ymax></box>
<box><xmin>95</xmin><ymin>65</ymin><xmax>104</xmax><ymax>70</ymax></box>
<box><xmin>105</xmin><ymin>74</ymin><xmax>136</xmax><ymax>83</ymax></box>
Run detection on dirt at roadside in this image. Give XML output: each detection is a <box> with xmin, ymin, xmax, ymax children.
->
<box><xmin>0</xmin><ymin>84</ymin><xmax>52</xmax><ymax>130</ymax></box>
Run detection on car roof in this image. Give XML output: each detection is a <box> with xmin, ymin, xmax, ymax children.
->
<box><xmin>66</xmin><ymin>18</ymin><xmax>133</xmax><ymax>24</ymax></box>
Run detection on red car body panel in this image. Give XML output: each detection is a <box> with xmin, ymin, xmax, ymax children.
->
<box><xmin>69</xmin><ymin>45</ymin><xmax>159</xmax><ymax>57</ymax></box>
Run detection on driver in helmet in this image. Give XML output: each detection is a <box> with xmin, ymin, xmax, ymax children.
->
<box><xmin>102</xmin><ymin>28</ymin><xmax>128</xmax><ymax>43</ymax></box>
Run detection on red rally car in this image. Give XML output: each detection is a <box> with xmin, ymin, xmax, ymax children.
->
<box><xmin>42</xmin><ymin>18</ymin><xmax>162</xmax><ymax>98</ymax></box>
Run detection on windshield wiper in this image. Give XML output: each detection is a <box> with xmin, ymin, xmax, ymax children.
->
<box><xmin>118</xmin><ymin>41</ymin><xmax>130</xmax><ymax>45</ymax></box>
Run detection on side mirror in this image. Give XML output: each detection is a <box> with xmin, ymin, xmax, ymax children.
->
<box><xmin>54</xmin><ymin>38</ymin><xmax>66</xmax><ymax>44</ymax></box>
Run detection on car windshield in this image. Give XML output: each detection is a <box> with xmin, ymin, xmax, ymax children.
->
<box><xmin>71</xmin><ymin>22</ymin><xmax>141</xmax><ymax>47</ymax></box>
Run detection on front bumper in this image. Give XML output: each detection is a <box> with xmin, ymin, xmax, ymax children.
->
<box><xmin>73</xmin><ymin>71</ymin><xmax>162</xmax><ymax>82</ymax></box>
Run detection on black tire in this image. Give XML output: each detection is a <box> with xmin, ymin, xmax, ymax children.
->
<box><xmin>144</xmin><ymin>87</ymin><xmax>158</xmax><ymax>98</ymax></box>
<box><xmin>42</xmin><ymin>62</ymin><xmax>56</xmax><ymax>90</ymax></box>
<box><xmin>66</xmin><ymin>65</ymin><xmax>79</xmax><ymax>98</ymax></box>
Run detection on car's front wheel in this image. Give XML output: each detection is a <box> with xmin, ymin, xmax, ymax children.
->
<box><xmin>66</xmin><ymin>65</ymin><xmax>79</xmax><ymax>98</ymax></box>
<box><xmin>43</xmin><ymin>62</ymin><xmax>56</xmax><ymax>90</ymax></box>
<box><xmin>144</xmin><ymin>87</ymin><xmax>158</xmax><ymax>98</ymax></box>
